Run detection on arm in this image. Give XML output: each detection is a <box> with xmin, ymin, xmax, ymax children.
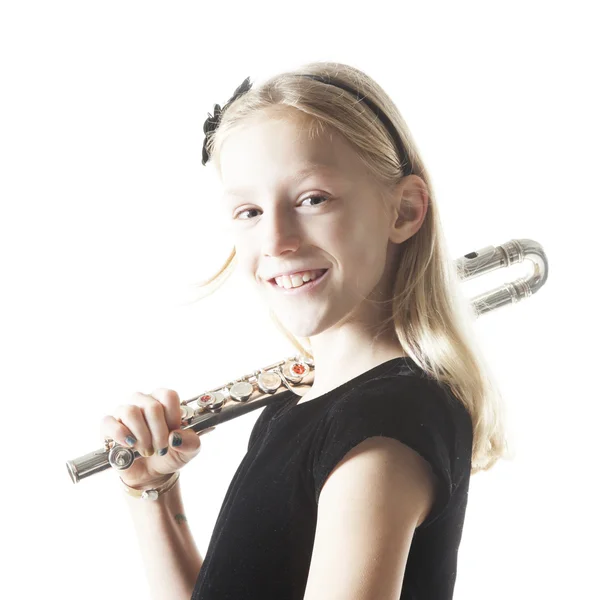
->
<box><xmin>124</xmin><ymin>477</ymin><xmax>203</xmax><ymax>600</ymax></box>
<box><xmin>303</xmin><ymin>436</ymin><xmax>438</xmax><ymax>600</ymax></box>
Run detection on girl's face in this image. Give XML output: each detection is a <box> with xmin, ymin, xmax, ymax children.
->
<box><xmin>217</xmin><ymin>114</ymin><xmax>403</xmax><ymax>339</ymax></box>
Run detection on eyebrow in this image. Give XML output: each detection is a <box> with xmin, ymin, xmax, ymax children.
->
<box><xmin>221</xmin><ymin>164</ymin><xmax>343</xmax><ymax>199</ymax></box>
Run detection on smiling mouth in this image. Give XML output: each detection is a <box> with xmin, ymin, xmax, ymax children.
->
<box><xmin>268</xmin><ymin>268</ymin><xmax>329</xmax><ymax>292</ymax></box>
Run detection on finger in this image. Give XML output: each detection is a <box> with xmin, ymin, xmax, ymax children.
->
<box><xmin>149</xmin><ymin>388</ymin><xmax>184</xmax><ymax>432</ymax></box>
<box><xmin>129</xmin><ymin>392</ymin><xmax>171</xmax><ymax>457</ymax></box>
<box><xmin>113</xmin><ymin>403</ymin><xmax>154</xmax><ymax>456</ymax></box>
<box><xmin>168</xmin><ymin>426</ymin><xmax>216</xmax><ymax>460</ymax></box>
<box><xmin>100</xmin><ymin>414</ymin><xmax>138</xmax><ymax>449</ymax></box>
<box><xmin>168</xmin><ymin>427</ymin><xmax>201</xmax><ymax>457</ymax></box>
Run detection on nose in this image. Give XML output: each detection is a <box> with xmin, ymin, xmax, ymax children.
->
<box><xmin>260</xmin><ymin>207</ymin><xmax>302</xmax><ymax>257</ymax></box>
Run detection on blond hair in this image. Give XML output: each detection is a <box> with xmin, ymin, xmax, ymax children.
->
<box><xmin>194</xmin><ymin>61</ymin><xmax>511</xmax><ymax>474</ymax></box>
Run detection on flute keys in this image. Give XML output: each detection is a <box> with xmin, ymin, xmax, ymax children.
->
<box><xmin>257</xmin><ymin>370</ymin><xmax>282</xmax><ymax>394</ymax></box>
<box><xmin>180</xmin><ymin>405</ymin><xmax>195</xmax><ymax>422</ymax></box>
<box><xmin>108</xmin><ymin>445</ymin><xmax>135</xmax><ymax>470</ymax></box>
<box><xmin>196</xmin><ymin>391</ymin><xmax>225</xmax><ymax>412</ymax></box>
<box><xmin>281</xmin><ymin>359</ymin><xmax>310</xmax><ymax>384</ymax></box>
<box><xmin>229</xmin><ymin>380</ymin><xmax>254</xmax><ymax>402</ymax></box>
<box><xmin>301</xmin><ymin>355</ymin><xmax>315</xmax><ymax>368</ymax></box>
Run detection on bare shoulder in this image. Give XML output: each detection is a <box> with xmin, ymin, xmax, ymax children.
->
<box><xmin>322</xmin><ymin>435</ymin><xmax>438</xmax><ymax>527</ymax></box>
<box><xmin>303</xmin><ymin>436</ymin><xmax>439</xmax><ymax>600</ymax></box>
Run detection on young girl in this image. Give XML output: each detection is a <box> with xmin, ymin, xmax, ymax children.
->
<box><xmin>101</xmin><ymin>61</ymin><xmax>509</xmax><ymax>599</ymax></box>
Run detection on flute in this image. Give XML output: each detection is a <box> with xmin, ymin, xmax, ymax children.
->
<box><xmin>66</xmin><ymin>238</ymin><xmax>549</xmax><ymax>483</ymax></box>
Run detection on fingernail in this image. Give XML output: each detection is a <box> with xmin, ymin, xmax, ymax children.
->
<box><xmin>171</xmin><ymin>433</ymin><xmax>182</xmax><ymax>447</ymax></box>
<box><xmin>125</xmin><ymin>435</ymin><xmax>137</xmax><ymax>447</ymax></box>
<box><xmin>158</xmin><ymin>447</ymin><xmax>168</xmax><ymax>456</ymax></box>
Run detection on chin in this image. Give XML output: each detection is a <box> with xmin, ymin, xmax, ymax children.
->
<box><xmin>278</xmin><ymin>321</ymin><xmax>318</xmax><ymax>339</ymax></box>
<box><xmin>275</xmin><ymin>309</ymin><xmax>341</xmax><ymax>340</ymax></box>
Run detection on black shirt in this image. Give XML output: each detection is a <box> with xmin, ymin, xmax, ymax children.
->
<box><xmin>191</xmin><ymin>356</ymin><xmax>473</xmax><ymax>599</ymax></box>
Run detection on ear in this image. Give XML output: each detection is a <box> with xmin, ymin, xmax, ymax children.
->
<box><xmin>388</xmin><ymin>175</ymin><xmax>429</xmax><ymax>244</ymax></box>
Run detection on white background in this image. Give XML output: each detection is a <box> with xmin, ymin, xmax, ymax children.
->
<box><xmin>1</xmin><ymin>1</ymin><xmax>598</xmax><ymax>598</ymax></box>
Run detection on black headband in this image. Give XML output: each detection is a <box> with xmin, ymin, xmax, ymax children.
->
<box><xmin>202</xmin><ymin>74</ymin><xmax>412</xmax><ymax>176</ymax></box>
<box><xmin>298</xmin><ymin>74</ymin><xmax>412</xmax><ymax>176</ymax></box>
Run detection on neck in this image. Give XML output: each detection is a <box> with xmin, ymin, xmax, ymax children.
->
<box><xmin>300</xmin><ymin>334</ymin><xmax>406</xmax><ymax>402</ymax></box>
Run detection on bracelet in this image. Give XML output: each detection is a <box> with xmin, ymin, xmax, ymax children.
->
<box><xmin>120</xmin><ymin>472</ymin><xmax>180</xmax><ymax>501</ymax></box>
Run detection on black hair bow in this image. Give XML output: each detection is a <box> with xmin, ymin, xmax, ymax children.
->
<box><xmin>202</xmin><ymin>76</ymin><xmax>253</xmax><ymax>166</ymax></box>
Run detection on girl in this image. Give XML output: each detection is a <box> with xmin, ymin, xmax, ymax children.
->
<box><xmin>101</xmin><ymin>61</ymin><xmax>509</xmax><ymax>599</ymax></box>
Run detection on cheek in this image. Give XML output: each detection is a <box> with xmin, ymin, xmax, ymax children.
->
<box><xmin>336</xmin><ymin>217</ymin><xmax>388</xmax><ymax>283</ymax></box>
<box><xmin>338</xmin><ymin>213</ymin><xmax>382</xmax><ymax>258</ymax></box>
<box><xmin>232</xmin><ymin>245</ymin><xmax>255</xmax><ymax>276</ymax></box>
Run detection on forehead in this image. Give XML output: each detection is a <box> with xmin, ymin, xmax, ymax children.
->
<box><xmin>219</xmin><ymin>116</ymin><xmax>362</xmax><ymax>198</ymax></box>
<box><xmin>221</xmin><ymin>163</ymin><xmax>346</xmax><ymax>199</ymax></box>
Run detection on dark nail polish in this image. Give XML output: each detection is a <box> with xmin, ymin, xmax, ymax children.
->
<box><xmin>171</xmin><ymin>433</ymin><xmax>182</xmax><ymax>447</ymax></box>
<box><xmin>125</xmin><ymin>435</ymin><xmax>137</xmax><ymax>447</ymax></box>
<box><xmin>158</xmin><ymin>447</ymin><xmax>168</xmax><ymax>456</ymax></box>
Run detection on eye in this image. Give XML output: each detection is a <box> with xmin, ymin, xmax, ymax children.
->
<box><xmin>233</xmin><ymin>195</ymin><xmax>330</xmax><ymax>220</ymax></box>
<box><xmin>300</xmin><ymin>195</ymin><xmax>329</xmax><ymax>208</ymax></box>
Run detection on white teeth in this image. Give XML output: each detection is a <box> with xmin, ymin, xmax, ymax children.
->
<box><xmin>274</xmin><ymin>270</ymin><xmax>324</xmax><ymax>289</ymax></box>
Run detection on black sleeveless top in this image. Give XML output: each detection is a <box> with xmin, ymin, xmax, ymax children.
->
<box><xmin>191</xmin><ymin>357</ymin><xmax>473</xmax><ymax>599</ymax></box>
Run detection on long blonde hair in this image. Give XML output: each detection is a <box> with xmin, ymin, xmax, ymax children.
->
<box><xmin>194</xmin><ymin>61</ymin><xmax>511</xmax><ymax>474</ymax></box>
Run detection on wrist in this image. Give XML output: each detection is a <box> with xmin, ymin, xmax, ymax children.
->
<box><xmin>137</xmin><ymin>474</ymin><xmax>174</xmax><ymax>489</ymax></box>
<box><xmin>120</xmin><ymin>472</ymin><xmax>180</xmax><ymax>501</ymax></box>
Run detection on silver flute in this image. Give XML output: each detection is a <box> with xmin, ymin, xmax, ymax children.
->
<box><xmin>66</xmin><ymin>238</ymin><xmax>549</xmax><ymax>483</ymax></box>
